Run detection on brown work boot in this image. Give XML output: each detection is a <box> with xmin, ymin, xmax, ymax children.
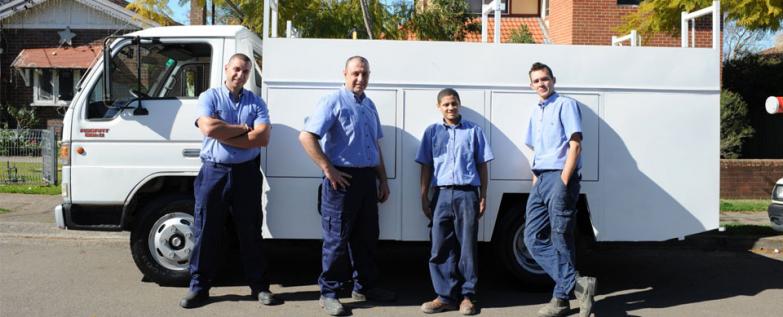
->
<box><xmin>421</xmin><ymin>298</ymin><xmax>456</xmax><ymax>314</ymax></box>
<box><xmin>459</xmin><ymin>297</ymin><xmax>477</xmax><ymax>315</ymax></box>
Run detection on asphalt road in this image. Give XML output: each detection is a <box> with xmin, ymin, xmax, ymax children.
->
<box><xmin>1</xmin><ymin>235</ymin><xmax>782</xmax><ymax>317</ymax></box>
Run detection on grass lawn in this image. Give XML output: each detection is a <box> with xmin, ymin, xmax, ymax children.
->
<box><xmin>0</xmin><ymin>184</ymin><xmax>60</xmax><ymax>195</ymax></box>
<box><xmin>0</xmin><ymin>160</ymin><xmax>61</xmax><ymax>195</ymax></box>
<box><xmin>720</xmin><ymin>199</ymin><xmax>769</xmax><ymax>212</ymax></box>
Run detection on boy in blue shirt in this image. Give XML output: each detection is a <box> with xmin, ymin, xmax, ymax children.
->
<box><xmin>416</xmin><ymin>88</ymin><xmax>494</xmax><ymax>315</ymax></box>
<box><xmin>524</xmin><ymin>62</ymin><xmax>596</xmax><ymax>317</ymax></box>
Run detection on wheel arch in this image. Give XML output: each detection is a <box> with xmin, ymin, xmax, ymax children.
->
<box><xmin>490</xmin><ymin>192</ymin><xmax>596</xmax><ymax>244</ymax></box>
<box><xmin>121</xmin><ymin>174</ymin><xmax>197</xmax><ymax>231</ymax></box>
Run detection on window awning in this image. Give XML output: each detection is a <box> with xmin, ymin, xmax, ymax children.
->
<box><xmin>11</xmin><ymin>45</ymin><xmax>102</xmax><ymax>69</ymax></box>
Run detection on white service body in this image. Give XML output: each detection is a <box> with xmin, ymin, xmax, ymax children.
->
<box><xmin>54</xmin><ymin>25</ymin><xmax>719</xmax><ymax>283</ymax></box>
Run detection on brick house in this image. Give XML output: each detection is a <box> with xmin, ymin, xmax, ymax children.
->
<box><xmin>0</xmin><ymin>0</ymin><xmax>159</xmax><ymax>131</ymax></box>
<box><xmin>418</xmin><ymin>0</ymin><xmax>719</xmax><ymax>47</ymax></box>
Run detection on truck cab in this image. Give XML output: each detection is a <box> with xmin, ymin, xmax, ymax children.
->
<box><xmin>56</xmin><ymin>26</ymin><xmax>263</xmax><ymax>283</ymax></box>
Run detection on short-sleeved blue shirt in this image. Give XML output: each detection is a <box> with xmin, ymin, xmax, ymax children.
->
<box><xmin>197</xmin><ymin>85</ymin><xmax>270</xmax><ymax>164</ymax></box>
<box><xmin>303</xmin><ymin>87</ymin><xmax>384</xmax><ymax>168</ymax></box>
<box><xmin>524</xmin><ymin>92</ymin><xmax>582</xmax><ymax>171</ymax></box>
<box><xmin>415</xmin><ymin>118</ymin><xmax>494</xmax><ymax>187</ymax></box>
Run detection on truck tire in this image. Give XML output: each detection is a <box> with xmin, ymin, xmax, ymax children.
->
<box><xmin>493</xmin><ymin>204</ymin><xmax>553</xmax><ymax>288</ymax></box>
<box><xmin>130</xmin><ymin>194</ymin><xmax>195</xmax><ymax>285</ymax></box>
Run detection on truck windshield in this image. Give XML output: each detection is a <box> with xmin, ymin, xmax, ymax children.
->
<box><xmin>86</xmin><ymin>42</ymin><xmax>211</xmax><ymax>120</ymax></box>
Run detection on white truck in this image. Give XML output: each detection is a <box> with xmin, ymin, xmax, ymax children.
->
<box><xmin>54</xmin><ymin>21</ymin><xmax>720</xmax><ymax>285</ymax></box>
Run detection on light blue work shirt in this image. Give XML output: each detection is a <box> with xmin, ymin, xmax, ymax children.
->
<box><xmin>415</xmin><ymin>118</ymin><xmax>494</xmax><ymax>187</ymax></box>
<box><xmin>196</xmin><ymin>85</ymin><xmax>270</xmax><ymax>164</ymax></box>
<box><xmin>303</xmin><ymin>87</ymin><xmax>384</xmax><ymax>168</ymax></box>
<box><xmin>524</xmin><ymin>92</ymin><xmax>582</xmax><ymax>172</ymax></box>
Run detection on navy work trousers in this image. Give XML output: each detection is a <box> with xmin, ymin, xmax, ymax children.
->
<box><xmin>429</xmin><ymin>186</ymin><xmax>479</xmax><ymax>305</ymax></box>
<box><xmin>188</xmin><ymin>159</ymin><xmax>269</xmax><ymax>295</ymax></box>
<box><xmin>524</xmin><ymin>170</ymin><xmax>581</xmax><ymax>300</ymax></box>
<box><xmin>318</xmin><ymin>167</ymin><xmax>380</xmax><ymax>298</ymax></box>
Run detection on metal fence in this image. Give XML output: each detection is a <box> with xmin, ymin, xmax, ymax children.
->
<box><xmin>0</xmin><ymin>128</ymin><xmax>58</xmax><ymax>185</ymax></box>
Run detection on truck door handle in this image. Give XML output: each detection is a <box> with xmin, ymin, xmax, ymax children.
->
<box><xmin>182</xmin><ymin>149</ymin><xmax>200</xmax><ymax>157</ymax></box>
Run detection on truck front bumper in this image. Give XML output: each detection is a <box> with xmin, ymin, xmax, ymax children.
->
<box><xmin>54</xmin><ymin>204</ymin><xmax>67</xmax><ymax>229</ymax></box>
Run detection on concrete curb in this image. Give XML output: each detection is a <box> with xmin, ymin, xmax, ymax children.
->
<box><xmin>0</xmin><ymin>222</ymin><xmax>128</xmax><ymax>242</ymax></box>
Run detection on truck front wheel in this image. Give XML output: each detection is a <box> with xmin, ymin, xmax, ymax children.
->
<box><xmin>493</xmin><ymin>205</ymin><xmax>553</xmax><ymax>288</ymax></box>
<box><xmin>130</xmin><ymin>195</ymin><xmax>195</xmax><ymax>285</ymax></box>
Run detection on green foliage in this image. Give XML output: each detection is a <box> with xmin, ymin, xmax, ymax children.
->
<box><xmin>618</xmin><ymin>0</ymin><xmax>783</xmax><ymax>38</ymax></box>
<box><xmin>126</xmin><ymin>0</ymin><xmax>176</xmax><ymax>26</ymax></box>
<box><xmin>722</xmin><ymin>53</ymin><xmax>783</xmax><ymax>158</ymax></box>
<box><xmin>509</xmin><ymin>24</ymin><xmax>535</xmax><ymax>44</ymax></box>
<box><xmin>720</xmin><ymin>199</ymin><xmax>770</xmax><ymax>212</ymax></box>
<box><xmin>409</xmin><ymin>0</ymin><xmax>479</xmax><ymax>41</ymax></box>
<box><xmin>0</xmin><ymin>130</ymin><xmax>41</xmax><ymax>156</ymax></box>
<box><xmin>0</xmin><ymin>207</ymin><xmax>9</xmax><ymax>214</ymax></box>
<box><xmin>0</xmin><ymin>105</ymin><xmax>39</xmax><ymax>129</ymax></box>
<box><xmin>237</xmin><ymin>0</ymin><xmax>407</xmax><ymax>40</ymax></box>
<box><xmin>720</xmin><ymin>90</ymin><xmax>754</xmax><ymax>158</ymax></box>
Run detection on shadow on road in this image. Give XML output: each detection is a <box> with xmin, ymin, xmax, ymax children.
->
<box><xmin>148</xmin><ymin>240</ymin><xmax>783</xmax><ymax>315</ymax></box>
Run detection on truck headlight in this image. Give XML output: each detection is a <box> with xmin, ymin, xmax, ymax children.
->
<box><xmin>774</xmin><ymin>185</ymin><xmax>783</xmax><ymax>201</ymax></box>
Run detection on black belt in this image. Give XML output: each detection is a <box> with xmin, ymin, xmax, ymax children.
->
<box><xmin>202</xmin><ymin>157</ymin><xmax>258</xmax><ymax>168</ymax></box>
<box><xmin>438</xmin><ymin>185</ymin><xmax>478</xmax><ymax>190</ymax></box>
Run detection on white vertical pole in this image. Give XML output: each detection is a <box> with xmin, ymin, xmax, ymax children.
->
<box><xmin>494</xmin><ymin>1</ymin><xmax>501</xmax><ymax>43</ymax></box>
<box><xmin>681</xmin><ymin>11</ymin><xmax>688</xmax><ymax>47</ymax></box>
<box><xmin>712</xmin><ymin>0</ymin><xmax>720</xmax><ymax>50</ymax></box>
<box><xmin>691</xmin><ymin>20</ymin><xmax>695</xmax><ymax>47</ymax></box>
<box><xmin>262</xmin><ymin>0</ymin><xmax>270</xmax><ymax>41</ymax></box>
<box><xmin>541</xmin><ymin>0</ymin><xmax>547</xmax><ymax>19</ymax></box>
<box><xmin>611</xmin><ymin>35</ymin><xmax>618</xmax><ymax>46</ymax></box>
<box><xmin>271</xmin><ymin>0</ymin><xmax>278</xmax><ymax>38</ymax></box>
<box><xmin>286</xmin><ymin>20</ymin><xmax>292</xmax><ymax>38</ymax></box>
<box><xmin>630</xmin><ymin>30</ymin><xmax>638</xmax><ymax>46</ymax></box>
<box><xmin>481</xmin><ymin>5</ymin><xmax>488</xmax><ymax>43</ymax></box>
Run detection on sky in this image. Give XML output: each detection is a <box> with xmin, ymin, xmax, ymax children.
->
<box><xmin>167</xmin><ymin>1</ymin><xmax>190</xmax><ymax>25</ymax></box>
<box><xmin>166</xmin><ymin>1</ymin><xmax>781</xmax><ymax>50</ymax></box>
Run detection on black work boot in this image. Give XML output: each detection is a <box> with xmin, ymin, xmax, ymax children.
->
<box><xmin>179</xmin><ymin>290</ymin><xmax>209</xmax><ymax>309</ymax></box>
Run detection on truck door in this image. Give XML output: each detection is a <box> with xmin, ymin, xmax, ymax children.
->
<box><xmin>69</xmin><ymin>39</ymin><xmax>221</xmax><ymax>204</ymax></box>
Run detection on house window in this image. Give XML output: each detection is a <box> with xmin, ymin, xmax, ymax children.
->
<box><xmin>618</xmin><ymin>0</ymin><xmax>641</xmax><ymax>5</ymax></box>
<box><xmin>33</xmin><ymin>68</ymin><xmax>81</xmax><ymax>106</ymax></box>
<box><xmin>469</xmin><ymin>0</ymin><xmax>510</xmax><ymax>15</ymax></box>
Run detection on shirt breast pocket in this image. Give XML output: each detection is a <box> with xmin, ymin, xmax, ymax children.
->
<box><xmin>432</xmin><ymin>133</ymin><xmax>448</xmax><ymax>157</ymax></box>
<box><xmin>338</xmin><ymin>109</ymin><xmax>354</xmax><ymax>130</ymax></box>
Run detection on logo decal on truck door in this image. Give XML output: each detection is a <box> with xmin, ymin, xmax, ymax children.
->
<box><xmin>80</xmin><ymin>128</ymin><xmax>109</xmax><ymax>137</ymax></box>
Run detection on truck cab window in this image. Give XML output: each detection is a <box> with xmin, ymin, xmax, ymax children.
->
<box><xmin>86</xmin><ymin>42</ymin><xmax>212</xmax><ymax>120</ymax></box>
<box><xmin>163</xmin><ymin>62</ymin><xmax>210</xmax><ymax>98</ymax></box>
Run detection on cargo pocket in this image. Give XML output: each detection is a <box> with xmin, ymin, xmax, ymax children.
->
<box><xmin>551</xmin><ymin>180</ymin><xmax>575</xmax><ymax>234</ymax></box>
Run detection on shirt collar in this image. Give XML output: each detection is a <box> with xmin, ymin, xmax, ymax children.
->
<box><xmin>538</xmin><ymin>92</ymin><xmax>559</xmax><ymax>107</ymax></box>
<box><xmin>222</xmin><ymin>83</ymin><xmax>244</xmax><ymax>101</ymax></box>
<box><xmin>342</xmin><ymin>86</ymin><xmax>366</xmax><ymax>104</ymax></box>
<box><xmin>442</xmin><ymin>115</ymin><xmax>463</xmax><ymax>128</ymax></box>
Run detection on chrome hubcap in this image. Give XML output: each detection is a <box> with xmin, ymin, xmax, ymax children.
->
<box><xmin>148</xmin><ymin>212</ymin><xmax>195</xmax><ymax>271</ymax></box>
